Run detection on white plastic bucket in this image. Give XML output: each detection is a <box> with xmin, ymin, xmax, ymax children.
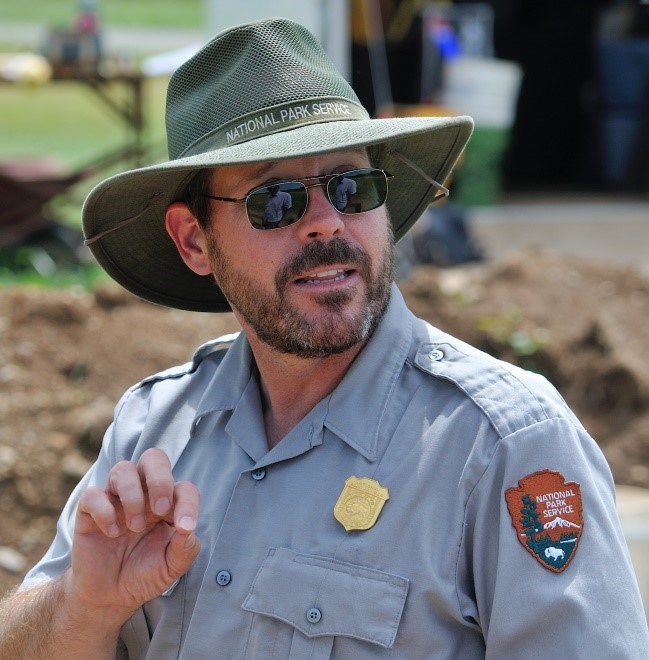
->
<box><xmin>441</xmin><ymin>56</ymin><xmax>523</xmax><ymax>128</ymax></box>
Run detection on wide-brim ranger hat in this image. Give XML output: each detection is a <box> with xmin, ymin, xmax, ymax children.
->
<box><xmin>82</xmin><ymin>17</ymin><xmax>474</xmax><ymax>312</ymax></box>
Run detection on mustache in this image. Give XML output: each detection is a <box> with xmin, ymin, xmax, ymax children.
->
<box><xmin>276</xmin><ymin>238</ymin><xmax>371</xmax><ymax>288</ymax></box>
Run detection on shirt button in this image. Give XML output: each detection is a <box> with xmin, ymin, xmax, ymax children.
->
<box><xmin>429</xmin><ymin>349</ymin><xmax>444</xmax><ymax>361</ymax></box>
<box><xmin>251</xmin><ymin>468</ymin><xmax>266</xmax><ymax>481</ymax></box>
<box><xmin>306</xmin><ymin>607</ymin><xmax>322</xmax><ymax>624</ymax></box>
<box><xmin>215</xmin><ymin>570</ymin><xmax>232</xmax><ymax>586</ymax></box>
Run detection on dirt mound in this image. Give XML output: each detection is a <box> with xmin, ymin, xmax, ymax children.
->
<box><xmin>1</xmin><ymin>249</ymin><xmax>648</xmax><ymax>596</ymax></box>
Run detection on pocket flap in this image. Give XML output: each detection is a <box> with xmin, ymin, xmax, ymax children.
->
<box><xmin>242</xmin><ymin>547</ymin><xmax>409</xmax><ymax>648</ymax></box>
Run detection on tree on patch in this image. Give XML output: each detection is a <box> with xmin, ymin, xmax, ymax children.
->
<box><xmin>520</xmin><ymin>494</ymin><xmax>544</xmax><ymax>549</ymax></box>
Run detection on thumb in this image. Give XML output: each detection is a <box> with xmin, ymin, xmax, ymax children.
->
<box><xmin>166</xmin><ymin>530</ymin><xmax>201</xmax><ymax>580</ymax></box>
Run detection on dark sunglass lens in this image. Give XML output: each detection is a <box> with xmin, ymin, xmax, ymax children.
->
<box><xmin>329</xmin><ymin>169</ymin><xmax>387</xmax><ymax>214</ymax></box>
<box><xmin>246</xmin><ymin>182</ymin><xmax>307</xmax><ymax>229</ymax></box>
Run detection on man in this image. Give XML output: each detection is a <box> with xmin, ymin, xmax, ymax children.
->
<box><xmin>1</xmin><ymin>18</ymin><xmax>647</xmax><ymax>659</ymax></box>
<box><xmin>331</xmin><ymin>173</ymin><xmax>357</xmax><ymax>211</ymax></box>
<box><xmin>262</xmin><ymin>184</ymin><xmax>293</xmax><ymax>227</ymax></box>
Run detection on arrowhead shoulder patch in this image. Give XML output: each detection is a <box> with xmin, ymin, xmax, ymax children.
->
<box><xmin>505</xmin><ymin>470</ymin><xmax>583</xmax><ymax>573</ymax></box>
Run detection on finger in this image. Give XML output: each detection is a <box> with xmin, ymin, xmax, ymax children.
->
<box><xmin>166</xmin><ymin>529</ymin><xmax>201</xmax><ymax>581</ymax></box>
<box><xmin>138</xmin><ymin>448</ymin><xmax>175</xmax><ymax>518</ymax></box>
<box><xmin>172</xmin><ymin>480</ymin><xmax>200</xmax><ymax>534</ymax></box>
<box><xmin>77</xmin><ymin>485</ymin><xmax>122</xmax><ymax>538</ymax></box>
<box><xmin>107</xmin><ymin>460</ymin><xmax>147</xmax><ymax>532</ymax></box>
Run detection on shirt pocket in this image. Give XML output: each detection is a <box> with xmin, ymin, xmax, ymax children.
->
<box><xmin>119</xmin><ymin>577</ymin><xmax>184</xmax><ymax>659</ymax></box>
<box><xmin>241</xmin><ymin>547</ymin><xmax>409</xmax><ymax>659</ymax></box>
<box><xmin>119</xmin><ymin>608</ymin><xmax>150</xmax><ymax>659</ymax></box>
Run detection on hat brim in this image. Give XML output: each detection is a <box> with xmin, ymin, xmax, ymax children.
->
<box><xmin>83</xmin><ymin>114</ymin><xmax>473</xmax><ymax>312</ymax></box>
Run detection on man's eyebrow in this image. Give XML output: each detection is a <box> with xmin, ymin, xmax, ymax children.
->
<box><xmin>248</xmin><ymin>162</ymin><xmax>279</xmax><ymax>180</ymax></box>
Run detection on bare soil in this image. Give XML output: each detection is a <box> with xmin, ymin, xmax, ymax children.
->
<box><xmin>1</xmin><ymin>248</ymin><xmax>648</xmax><ymax>597</ymax></box>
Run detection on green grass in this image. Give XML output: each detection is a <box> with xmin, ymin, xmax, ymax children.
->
<box><xmin>0</xmin><ymin>74</ymin><xmax>169</xmax><ymax>286</ymax></box>
<box><xmin>1</xmin><ymin>76</ymin><xmax>168</xmax><ymax>169</ymax></box>
<box><xmin>1</xmin><ymin>74</ymin><xmax>169</xmax><ymax>224</ymax></box>
<box><xmin>0</xmin><ymin>1</ymin><xmax>184</xmax><ymax>289</ymax></box>
<box><xmin>0</xmin><ymin>3</ymin><xmax>201</xmax><ymax>286</ymax></box>
<box><xmin>0</xmin><ymin>0</ymin><xmax>203</xmax><ymax>29</ymax></box>
<box><xmin>0</xmin><ymin>256</ymin><xmax>109</xmax><ymax>289</ymax></box>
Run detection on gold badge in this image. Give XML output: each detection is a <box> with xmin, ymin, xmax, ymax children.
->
<box><xmin>334</xmin><ymin>476</ymin><xmax>389</xmax><ymax>531</ymax></box>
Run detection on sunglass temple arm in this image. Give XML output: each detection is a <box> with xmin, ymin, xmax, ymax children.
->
<box><xmin>388</xmin><ymin>150</ymin><xmax>449</xmax><ymax>197</ymax></box>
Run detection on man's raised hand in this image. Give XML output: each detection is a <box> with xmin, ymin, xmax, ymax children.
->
<box><xmin>67</xmin><ymin>448</ymin><xmax>201</xmax><ymax>623</ymax></box>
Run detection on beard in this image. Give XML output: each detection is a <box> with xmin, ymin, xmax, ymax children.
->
<box><xmin>206</xmin><ymin>231</ymin><xmax>394</xmax><ymax>358</ymax></box>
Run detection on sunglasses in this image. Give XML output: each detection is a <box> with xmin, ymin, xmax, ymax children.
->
<box><xmin>203</xmin><ymin>168</ymin><xmax>394</xmax><ymax>230</ymax></box>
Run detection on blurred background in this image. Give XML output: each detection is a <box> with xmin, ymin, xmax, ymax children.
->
<box><xmin>1</xmin><ymin>0</ymin><xmax>648</xmax><ymax>615</ymax></box>
<box><xmin>1</xmin><ymin>0</ymin><xmax>648</xmax><ymax>278</ymax></box>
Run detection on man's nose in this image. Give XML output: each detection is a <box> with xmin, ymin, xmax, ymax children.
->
<box><xmin>295</xmin><ymin>184</ymin><xmax>345</xmax><ymax>241</ymax></box>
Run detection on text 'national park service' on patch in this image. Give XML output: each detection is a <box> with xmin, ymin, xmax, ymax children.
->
<box><xmin>505</xmin><ymin>470</ymin><xmax>583</xmax><ymax>573</ymax></box>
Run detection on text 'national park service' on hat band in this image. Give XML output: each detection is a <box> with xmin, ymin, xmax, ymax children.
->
<box><xmin>181</xmin><ymin>98</ymin><xmax>369</xmax><ymax>156</ymax></box>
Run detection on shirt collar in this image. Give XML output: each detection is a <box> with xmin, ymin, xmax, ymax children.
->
<box><xmin>193</xmin><ymin>332</ymin><xmax>255</xmax><ymax>420</ymax></box>
<box><xmin>192</xmin><ymin>283</ymin><xmax>413</xmax><ymax>461</ymax></box>
<box><xmin>324</xmin><ymin>284</ymin><xmax>412</xmax><ymax>460</ymax></box>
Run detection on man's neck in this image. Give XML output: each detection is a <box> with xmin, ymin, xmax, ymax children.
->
<box><xmin>247</xmin><ymin>336</ymin><xmax>365</xmax><ymax>449</ymax></box>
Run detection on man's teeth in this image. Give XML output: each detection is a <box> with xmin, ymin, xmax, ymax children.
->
<box><xmin>303</xmin><ymin>269</ymin><xmax>347</xmax><ymax>283</ymax></box>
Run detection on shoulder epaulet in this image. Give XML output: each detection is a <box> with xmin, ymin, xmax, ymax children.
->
<box><xmin>132</xmin><ymin>331</ymin><xmax>240</xmax><ymax>389</ymax></box>
<box><xmin>411</xmin><ymin>320</ymin><xmax>577</xmax><ymax>439</ymax></box>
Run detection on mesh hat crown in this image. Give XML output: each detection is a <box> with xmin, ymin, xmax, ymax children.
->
<box><xmin>166</xmin><ymin>19</ymin><xmax>369</xmax><ymax>160</ymax></box>
<box><xmin>83</xmin><ymin>18</ymin><xmax>473</xmax><ymax>312</ymax></box>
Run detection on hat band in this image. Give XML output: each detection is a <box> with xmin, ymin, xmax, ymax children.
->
<box><xmin>179</xmin><ymin>97</ymin><xmax>370</xmax><ymax>158</ymax></box>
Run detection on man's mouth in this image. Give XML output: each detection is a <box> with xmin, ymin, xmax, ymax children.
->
<box><xmin>295</xmin><ymin>268</ymin><xmax>353</xmax><ymax>285</ymax></box>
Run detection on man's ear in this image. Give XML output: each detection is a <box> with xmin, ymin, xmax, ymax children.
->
<box><xmin>165</xmin><ymin>202</ymin><xmax>213</xmax><ymax>275</ymax></box>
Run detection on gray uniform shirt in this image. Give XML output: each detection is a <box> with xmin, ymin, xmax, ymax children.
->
<box><xmin>23</xmin><ymin>285</ymin><xmax>649</xmax><ymax>658</ymax></box>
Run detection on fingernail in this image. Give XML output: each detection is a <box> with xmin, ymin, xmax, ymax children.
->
<box><xmin>108</xmin><ymin>523</ymin><xmax>120</xmax><ymax>538</ymax></box>
<box><xmin>179</xmin><ymin>516</ymin><xmax>196</xmax><ymax>532</ymax></box>
<box><xmin>154</xmin><ymin>498</ymin><xmax>171</xmax><ymax>515</ymax></box>
<box><xmin>131</xmin><ymin>515</ymin><xmax>146</xmax><ymax>532</ymax></box>
<box><xmin>183</xmin><ymin>533</ymin><xmax>197</xmax><ymax>549</ymax></box>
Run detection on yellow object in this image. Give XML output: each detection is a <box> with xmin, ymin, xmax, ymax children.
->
<box><xmin>334</xmin><ymin>476</ymin><xmax>390</xmax><ymax>531</ymax></box>
<box><xmin>0</xmin><ymin>53</ymin><xmax>52</xmax><ymax>86</ymax></box>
